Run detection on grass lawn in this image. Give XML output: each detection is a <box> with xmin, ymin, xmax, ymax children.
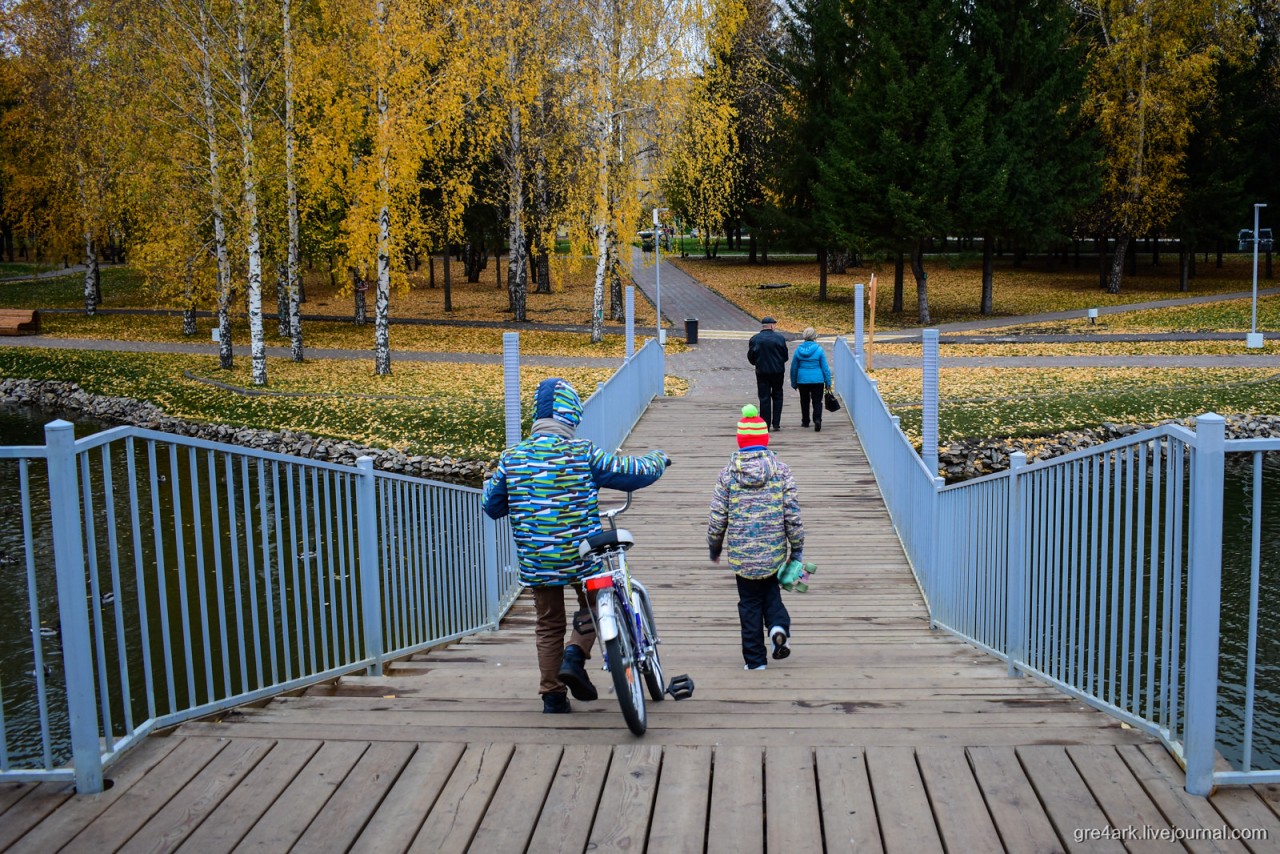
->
<box><xmin>675</xmin><ymin>253</ymin><xmax>1278</xmax><ymax>333</ymax></box>
<box><xmin>0</xmin><ymin>261</ymin><xmax>62</xmax><ymax>279</ymax></box>
<box><xmin>0</xmin><ymin>348</ymin><xmax>692</xmax><ymax>460</ymax></box>
<box><xmin>872</xmin><ymin>366</ymin><xmax>1280</xmax><ymax>445</ymax></box>
<box><xmin>985</xmin><ymin>293</ymin><xmax>1280</xmax><ymax>336</ymax></box>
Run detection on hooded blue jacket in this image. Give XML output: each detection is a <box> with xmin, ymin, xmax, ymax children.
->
<box><xmin>789</xmin><ymin>341</ymin><xmax>832</xmax><ymax>387</ymax></box>
<box><xmin>482</xmin><ymin>378</ymin><xmax>667</xmax><ymax>586</ymax></box>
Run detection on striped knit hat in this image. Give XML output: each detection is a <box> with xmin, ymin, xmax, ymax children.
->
<box><xmin>737</xmin><ymin>404</ymin><xmax>770</xmax><ymax>448</ymax></box>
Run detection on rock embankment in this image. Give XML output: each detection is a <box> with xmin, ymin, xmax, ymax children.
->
<box><xmin>938</xmin><ymin>413</ymin><xmax>1280</xmax><ymax>482</ymax></box>
<box><xmin>0</xmin><ymin>378</ymin><xmax>491</xmax><ymax>487</ymax></box>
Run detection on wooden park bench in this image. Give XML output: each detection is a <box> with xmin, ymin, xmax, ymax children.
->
<box><xmin>0</xmin><ymin>309</ymin><xmax>40</xmax><ymax>336</ymax></box>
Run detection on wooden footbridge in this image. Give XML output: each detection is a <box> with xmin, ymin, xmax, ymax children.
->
<box><xmin>2</xmin><ymin>393</ymin><xmax>1279</xmax><ymax>852</ymax></box>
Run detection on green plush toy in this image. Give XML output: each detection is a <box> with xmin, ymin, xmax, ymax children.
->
<box><xmin>777</xmin><ymin>559</ymin><xmax>817</xmax><ymax>592</ymax></box>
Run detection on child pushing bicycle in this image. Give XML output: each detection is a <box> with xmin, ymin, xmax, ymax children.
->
<box><xmin>707</xmin><ymin>405</ymin><xmax>806</xmax><ymax>670</ymax></box>
<box><xmin>482</xmin><ymin>377</ymin><xmax>669</xmax><ymax>713</ymax></box>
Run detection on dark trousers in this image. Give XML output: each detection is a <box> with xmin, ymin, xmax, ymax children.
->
<box><xmin>755</xmin><ymin>372</ymin><xmax>785</xmax><ymax>428</ymax></box>
<box><xmin>735</xmin><ymin>574</ymin><xmax>791</xmax><ymax>668</ymax></box>
<box><xmin>798</xmin><ymin>383</ymin><xmax>825</xmax><ymax>426</ymax></box>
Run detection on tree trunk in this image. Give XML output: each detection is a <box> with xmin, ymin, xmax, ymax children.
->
<box><xmin>199</xmin><ymin>7</ymin><xmax>233</xmax><ymax>370</ymax></box>
<box><xmin>1106</xmin><ymin>235</ymin><xmax>1129</xmax><ymax>294</ymax></box>
<box><xmin>980</xmin><ymin>232</ymin><xmax>994</xmax><ymax>315</ymax></box>
<box><xmin>910</xmin><ymin>240</ymin><xmax>930</xmax><ymax>326</ymax></box>
<box><xmin>428</xmin><ymin>254</ymin><xmax>436</xmax><ymax>289</ymax></box>
<box><xmin>893</xmin><ymin>249</ymin><xmax>904</xmax><ymax>314</ymax></box>
<box><xmin>608</xmin><ymin>245</ymin><xmax>624</xmax><ymax>321</ymax></box>
<box><xmin>283</xmin><ymin>0</ymin><xmax>302</xmax><ymax>361</ymax></box>
<box><xmin>818</xmin><ymin>249</ymin><xmax>828</xmax><ymax>301</ymax></box>
<box><xmin>276</xmin><ymin>263</ymin><xmax>289</xmax><ymax>336</ymax></box>
<box><xmin>1098</xmin><ymin>234</ymin><xmax>1108</xmax><ymax>289</ymax></box>
<box><xmin>236</xmin><ymin>0</ymin><xmax>266</xmax><ymax>386</ymax></box>
<box><xmin>1179</xmin><ymin>239</ymin><xmax>1190</xmax><ymax>292</ymax></box>
<box><xmin>82</xmin><ymin>232</ymin><xmax>97</xmax><ymax>316</ymax></box>
<box><xmin>182</xmin><ymin>259</ymin><xmax>197</xmax><ymax>336</ymax></box>
<box><xmin>443</xmin><ymin>245</ymin><xmax>453</xmax><ymax>312</ymax></box>
<box><xmin>353</xmin><ymin>269</ymin><xmax>367</xmax><ymax>325</ymax></box>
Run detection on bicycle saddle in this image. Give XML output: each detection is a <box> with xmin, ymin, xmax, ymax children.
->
<box><xmin>578</xmin><ymin>528</ymin><xmax>635</xmax><ymax>557</ymax></box>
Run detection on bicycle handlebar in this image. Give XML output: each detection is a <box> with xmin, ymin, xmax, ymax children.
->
<box><xmin>599</xmin><ymin>454</ymin><xmax>670</xmax><ymax>523</ymax></box>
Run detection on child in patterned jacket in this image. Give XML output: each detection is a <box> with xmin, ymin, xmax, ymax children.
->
<box><xmin>707</xmin><ymin>405</ymin><xmax>805</xmax><ymax>670</ymax></box>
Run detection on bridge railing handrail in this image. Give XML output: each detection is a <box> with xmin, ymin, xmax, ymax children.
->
<box><xmin>0</xmin><ymin>333</ymin><xmax>664</xmax><ymax>794</ymax></box>
<box><xmin>833</xmin><ymin>335</ymin><xmax>1277</xmax><ymax>795</ymax></box>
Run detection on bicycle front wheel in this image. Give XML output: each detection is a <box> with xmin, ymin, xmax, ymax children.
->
<box><xmin>604</xmin><ymin>592</ymin><xmax>647</xmax><ymax>735</ymax></box>
<box><xmin>636</xmin><ymin>592</ymin><xmax>665</xmax><ymax>702</ymax></box>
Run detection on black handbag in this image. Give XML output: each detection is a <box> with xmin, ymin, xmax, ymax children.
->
<box><xmin>823</xmin><ymin>388</ymin><xmax>840</xmax><ymax>412</ymax></box>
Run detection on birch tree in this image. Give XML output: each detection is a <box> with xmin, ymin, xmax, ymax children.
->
<box><xmin>282</xmin><ymin>0</ymin><xmax>302</xmax><ymax>360</ymax></box>
<box><xmin>1077</xmin><ymin>0</ymin><xmax>1248</xmax><ymax>293</ymax></box>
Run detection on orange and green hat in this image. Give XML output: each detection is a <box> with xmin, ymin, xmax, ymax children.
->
<box><xmin>737</xmin><ymin>404</ymin><xmax>770</xmax><ymax>448</ymax></box>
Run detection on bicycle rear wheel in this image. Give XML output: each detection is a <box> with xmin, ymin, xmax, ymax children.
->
<box><xmin>604</xmin><ymin>591</ymin><xmax>647</xmax><ymax>735</ymax></box>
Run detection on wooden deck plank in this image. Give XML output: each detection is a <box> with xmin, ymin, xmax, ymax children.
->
<box><xmin>292</xmin><ymin>741</ymin><xmax>417</xmax><ymax>852</ymax></box>
<box><xmin>232</xmin><ymin>740</ymin><xmax>368</xmax><ymax>852</ymax></box>
<box><xmin>468</xmin><ymin>744</ymin><xmax>564</xmax><ymax>854</ymax></box>
<box><xmin>586</xmin><ymin>743</ymin><xmax>662</xmax><ymax>852</ymax></box>
<box><xmin>408</xmin><ymin>742</ymin><xmax>514</xmax><ymax>854</ymax></box>
<box><xmin>646</xmin><ymin>744</ymin><xmax>711</xmax><ymax>854</ymax></box>
<box><xmin>815</xmin><ymin>747</ymin><xmax>882</xmax><ymax>853</ymax></box>
<box><xmin>0</xmin><ymin>783</ymin><xmax>37</xmax><ymax>818</ymax></box>
<box><xmin>1065</xmin><ymin>745</ymin><xmax>1186</xmax><ymax>854</ymax></box>
<box><xmin>173</xmin><ymin>739</ymin><xmax>322</xmax><ymax>854</ymax></box>
<box><xmin>967</xmin><ymin>745</ymin><xmax>1065</xmax><ymax>854</ymax></box>
<box><xmin>7</xmin><ymin>735</ymin><xmax>182</xmax><ymax>854</ymax></box>
<box><xmin>916</xmin><ymin>747</ymin><xmax>1003</xmax><ymax>853</ymax></box>
<box><xmin>1116</xmin><ymin>744</ymin><xmax>1249</xmax><ymax>854</ymax></box>
<box><xmin>117</xmin><ymin>738</ymin><xmax>275</xmax><ymax>854</ymax></box>
<box><xmin>705</xmin><ymin>745</ymin><xmax>763</xmax><ymax>854</ymax></box>
<box><xmin>865</xmin><ymin>747</ymin><xmax>944</xmax><ymax>854</ymax></box>
<box><xmin>526</xmin><ymin>744</ymin><xmax>613</xmax><ymax>854</ymax></box>
<box><xmin>60</xmin><ymin>737</ymin><xmax>229</xmax><ymax>854</ymax></box>
<box><xmin>1017</xmin><ymin>746</ymin><xmax>1125</xmax><ymax>854</ymax></box>
<box><xmin>765</xmin><ymin>746</ymin><xmax>823</xmax><ymax>853</ymax></box>
<box><xmin>348</xmin><ymin>742</ymin><xmax>466</xmax><ymax>854</ymax></box>
<box><xmin>0</xmin><ymin>783</ymin><xmax>74</xmax><ymax>850</ymax></box>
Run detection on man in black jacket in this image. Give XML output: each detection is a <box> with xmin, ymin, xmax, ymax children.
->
<box><xmin>747</xmin><ymin>316</ymin><xmax>789</xmax><ymax>430</ymax></box>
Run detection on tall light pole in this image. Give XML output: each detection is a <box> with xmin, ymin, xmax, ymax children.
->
<box><xmin>653</xmin><ymin>207</ymin><xmax>665</xmax><ymax>345</ymax></box>
<box><xmin>1248</xmin><ymin>203</ymin><xmax>1267</xmax><ymax>349</ymax></box>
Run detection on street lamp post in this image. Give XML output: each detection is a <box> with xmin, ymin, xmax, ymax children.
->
<box><xmin>1248</xmin><ymin>203</ymin><xmax>1267</xmax><ymax>349</ymax></box>
<box><xmin>653</xmin><ymin>207</ymin><xmax>665</xmax><ymax>345</ymax></box>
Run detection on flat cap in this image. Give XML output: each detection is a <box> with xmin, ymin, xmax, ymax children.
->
<box><xmin>760</xmin><ymin>316</ymin><xmax>777</xmax><ymax>325</ymax></box>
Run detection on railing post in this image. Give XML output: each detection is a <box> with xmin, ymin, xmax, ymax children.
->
<box><xmin>625</xmin><ymin>286</ymin><xmax>635</xmax><ymax>359</ymax></box>
<box><xmin>482</xmin><ymin>513</ymin><xmax>502</xmax><ymax>629</ymax></box>
<box><xmin>1006</xmin><ymin>452</ymin><xmax>1027</xmax><ymax>677</ymax></box>
<box><xmin>1185</xmin><ymin>412</ymin><xmax>1225</xmax><ymax>796</ymax></box>
<box><xmin>929</xmin><ymin>475</ymin><xmax>944</xmax><ymax>629</ymax></box>
<box><xmin>853</xmin><ymin>284</ymin><xmax>865</xmax><ymax>365</ymax></box>
<box><xmin>503</xmin><ymin>332</ymin><xmax>521</xmax><ymax>448</ymax></box>
<box><xmin>44</xmin><ymin>420</ymin><xmax>104</xmax><ymax>793</ymax></box>
<box><xmin>922</xmin><ymin>329</ymin><xmax>939</xmax><ymax>478</ymax></box>
<box><xmin>355</xmin><ymin>456</ymin><xmax>384</xmax><ymax>676</ymax></box>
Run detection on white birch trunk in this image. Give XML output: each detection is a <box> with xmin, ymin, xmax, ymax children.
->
<box><xmin>507</xmin><ymin>90</ymin><xmax>527</xmax><ymax>322</ymax></box>
<box><xmin>283</xmin><ymin>0</ymin><xmax>303</xmax><ymax>361</ymax></box>
<box><xmin>236</xmin><ymin>0</ymin><xmax>266</xmax><ymax>385</ymax></box>
<box><xmin>590</xmin><ymin>105</ymin><xmax>610</xmax><ymax>343</ymax></box>
<box><xmin>373</xmin><ymin>0</ymin><xmax>391</xmax><ymax>375</ymax></box>
<box><xmin>199</xmin><ymin>3</ymin><xmax>233</xmax><ymax>370</ymax></box>
<box><xmin>82</xmin><ymin>232</ymin><xmax>96</xmax><ymax>316</ymax></box>
<box><xmin>183</xmin><ymin>257</ymin><xmax>197</xmax><ymax>336</ymax></box>
<box><xmin>276</xmin><ymin>262</ymin><xmax>289</xmax><ymax>336</ymax></box>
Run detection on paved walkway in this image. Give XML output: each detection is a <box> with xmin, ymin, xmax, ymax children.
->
<box><xmin>628</xmin><ymin>248</ymin><xmax>762</xmax><ymax>336</ymax></box>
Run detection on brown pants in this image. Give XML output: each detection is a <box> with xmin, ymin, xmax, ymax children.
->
<box><xmin>532</xmin><ymin>585</ymin><xmax>596</xmax><ymax>695</ymax></box>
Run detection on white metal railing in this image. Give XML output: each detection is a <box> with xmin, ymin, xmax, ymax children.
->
<box><xmin>834</xmin><ymin>334</ymin><xmax>1278</xmax><ymax>795</ymax></box>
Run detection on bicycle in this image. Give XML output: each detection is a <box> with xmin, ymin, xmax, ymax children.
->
<box><xmin>578</xmin><ymin>491</ymin><xmax>694</xmax><ymax>735</ymax></box>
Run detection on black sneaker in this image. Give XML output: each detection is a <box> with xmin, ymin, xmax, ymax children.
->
<box><xmin>770</xmin><ymin>627</ymin><xmax>791</xmax><ymax>660</ymax></box>
<box><xmin>542</xmin><ymin>692</ymin><xmax>571</xmax><ymax>714</ymax></box>
<box><xmin>557</xmin><ymin>644</ymin><xmax>598</xmax><ymax>701</ymax></box>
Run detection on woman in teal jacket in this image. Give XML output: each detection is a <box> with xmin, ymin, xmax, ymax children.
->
<box><xmin>788</xmin><ymin>327</ymin><xmax>832</xmax><ymax>431</ymax></box>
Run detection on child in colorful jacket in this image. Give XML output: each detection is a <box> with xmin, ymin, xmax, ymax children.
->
<box><xmin>707</xmin><ymin>405</ymin><xmax>805</xmax><ymax>669</ymax></box>
<box><xmin>483</xmin><ymin>377</ymin><xmax>668</xmax><ymax>713</ymax></box>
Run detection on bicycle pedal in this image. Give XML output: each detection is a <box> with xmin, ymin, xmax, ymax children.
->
<box><xmin>666</xmin><ymin>674</ymin><xmax>695</xmax><ymax>700</ymax></box>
